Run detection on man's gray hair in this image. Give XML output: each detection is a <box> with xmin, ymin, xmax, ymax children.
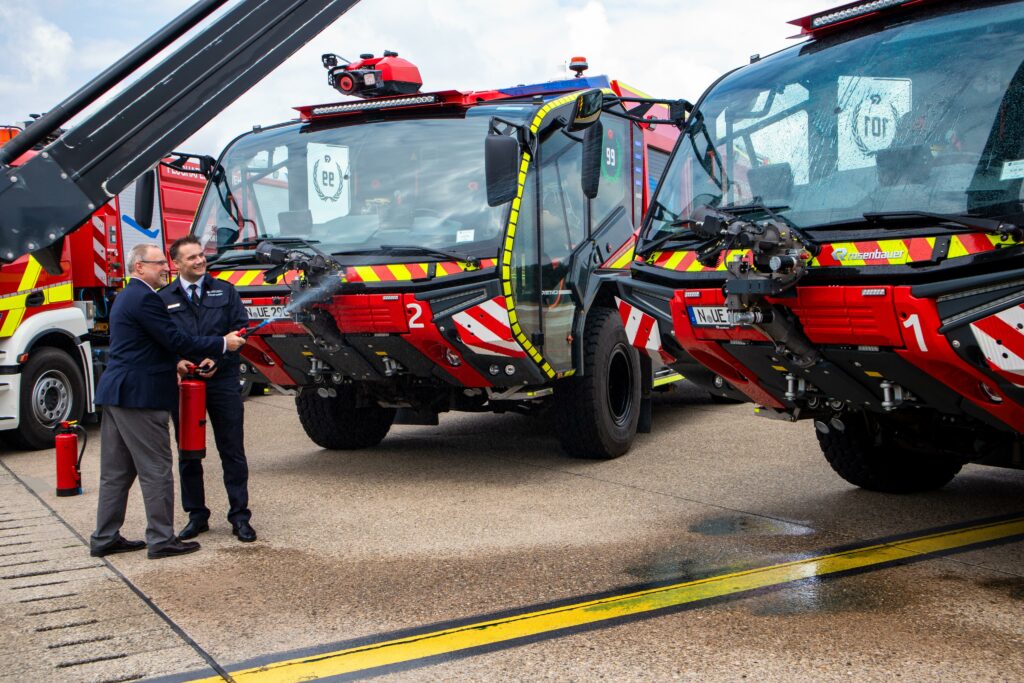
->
<box><xmin>126</xmin><ymin>243</ymin><xmax>161</xmax><ymax>274</ymax></box>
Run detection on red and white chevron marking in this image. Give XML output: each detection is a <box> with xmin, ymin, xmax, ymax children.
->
<box><xmin>91</xmin><ymin>215</ymin><xmax>107</xmax><ymax>286</ymax></box>
<box><xmin>615</xmin><ymin>297</ymin><xmax>674</xmax><ymax>364</ymax></box>
<box><xmin>453</xmin><ymin>296</ymin><xmax>526</xmax><ymax>358</ymax></box>
<box><xmin>970</xmin><ymin>303</ymin><xmax>1024</xmax><ymax>387</ymax></box>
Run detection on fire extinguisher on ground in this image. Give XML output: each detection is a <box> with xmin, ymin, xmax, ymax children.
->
<box><xmin>55</xmin><ymin>421</ymin><xmax>87</xmax><ymax>497</ymax></box>
<box><xmin>179</xmin><ymin>363</ymin><xmax>208</xmax><ymax>461</ymax></box>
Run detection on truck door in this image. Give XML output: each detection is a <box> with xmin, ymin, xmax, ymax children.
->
<box><xmin>508</xmin><ymin>106</ymin><xmax>636</xmax><ymax>374</ymax></box>
<box><xmin>507</xmin><ymin>110</ymin><xmax>584</xmax><ymax>373</ymax></box>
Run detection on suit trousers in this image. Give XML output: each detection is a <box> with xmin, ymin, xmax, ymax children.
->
<box><xmin>90</xmin><ymin>405</ymin><xmax>176</xmax><ymax>551</ymax></box>
<box><xmin>175</xmin><ymin>380</ymin><xmax>250</xmax><ymax>525</ymax></box>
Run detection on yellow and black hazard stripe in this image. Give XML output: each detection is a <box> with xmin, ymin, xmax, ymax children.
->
<box><xmin>647</xmin><ymin>232</ymin><xmax>1021</xmax><ymax>272</ymax></box>
<box><xmin>0</xmin><ymin>257</ymin><xmax>74</xmax><ymax>338</ymax></box>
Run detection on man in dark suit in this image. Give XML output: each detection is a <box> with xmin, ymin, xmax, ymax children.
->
<box><xmin>161</xmin><ymin>235</ymin><xmax>256</xmax><ymax>543</ymax></box>
<box><xmin>89</xmin><ymin>243</ymin><xmax>246</xmax><ymax>560</ymax></box>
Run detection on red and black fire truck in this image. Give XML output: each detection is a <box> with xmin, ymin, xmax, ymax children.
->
<box><xmin>193</xmin><ymin>53</ymin><xmax>686</xmax><ymax>458</ymax></box>
<box><xmin>0</xmin><ymin>122</ymin><xmax>205</xmax><ymax>450</ymax></box>
<box><xmin>619</xmin><ymin>0</ymin><xmax>1024</xmax><ymax>490</ymax></box>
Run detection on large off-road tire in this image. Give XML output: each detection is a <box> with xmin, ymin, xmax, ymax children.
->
<box><xmin>555</xmin><ymin>307</ymin><xmax>641</xmax><ymax>459</ymax></box>
<box><xmin>8</xmin><ymin>348</ymin><xmax>85</xmax><ymax>451</ymax></box>
<box><xmin>816</xmin><ymin>413</ymin><xmax>963</xmax><ymax>493</ymax></box>
<box><xmin>295</xmin><ymin>386</ymin><xmax>396</xmax><ymax>450</ymax></box>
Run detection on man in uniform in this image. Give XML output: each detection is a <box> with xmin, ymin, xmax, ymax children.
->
<box><xmin>161</xmin><ymin>236</ymin><xmax>256</xmax><ymax>543</ymax></box>
<box><xmin>90</xmin><ymin>243</ymin><xmax>245</xmax><ymax>559</ymax></box>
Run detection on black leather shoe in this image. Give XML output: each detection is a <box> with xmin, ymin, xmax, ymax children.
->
<box><xmin>178</xmin><ymin>519</ymin><xmax>209</xmax><ymax>540</ymax></box>
<box><xmin>90</xmin><ymin>535</ymin><xmax>146</xmax><ymax>557</ymax></box>
<box><xmin>232</xmin><ymin>521</ymin><xmax>257</xmax><ymax>543</ymax></box>
<box><xmin>147</xmin><ymin>540</ymin><xmax>200</xmax><ymax>559</ymax></box>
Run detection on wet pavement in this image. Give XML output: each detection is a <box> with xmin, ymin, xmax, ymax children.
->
<box><xmin>1</xmin><ymin>385</ymin><xmax>1022</xmax><ymax>681</ymax></box>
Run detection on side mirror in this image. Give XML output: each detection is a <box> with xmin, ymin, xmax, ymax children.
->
<box><xmin>485</xmin><ymin>133</ymin><xmax>521</xmax><ymax>207</ymax></box>
<box><xmin>581</xmin><ymin>121</ymin><xmax>603</xmax><ymax>199</ymax></box>
<box><xmin>134</xmin><ymin>170</ymin><xmax>156</xmax><ymax>230</ymax></box>
<box><xmin>568</xmin><ymin>89</ymin><xmax>603</xmax><ymax>133</ymax></box>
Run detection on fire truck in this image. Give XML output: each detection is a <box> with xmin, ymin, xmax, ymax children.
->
<box><xmin>192</xmin><ymin>54</ymin><xmax>685</xmax><ymax>458</ymax></box>
<box><xmin>0</xmin><ymin>123</ymin><xmax>205</xmax><ymax>450</ymax></box>
<box><xmin>618</xmin><ymin>0</ymin><xmax>1024</xmax><ymax>490</ymax></box>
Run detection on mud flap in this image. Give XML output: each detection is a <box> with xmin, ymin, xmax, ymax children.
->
<box><xmin>638</xmin><ymin>353</ymin><xmax>653</xmax><ymax>434</ymax></box>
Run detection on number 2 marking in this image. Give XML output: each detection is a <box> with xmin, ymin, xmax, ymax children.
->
<box><xmin>902</xmin><ymin>313</ymin><xmax>928</xmax><ymax>352</ymax></box>
<box><xmin>407</xmin><ymin>302</ymin><xmax>425</xmax><ymax>329</ymax></box>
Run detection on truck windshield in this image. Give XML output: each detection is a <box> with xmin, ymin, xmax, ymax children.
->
<box><xmin>193</xmin><ymin>114</ymin><xmax>508</xmax><ymax>260</ymax></box>
<box><xmin>645</xmin><ymin>1</ymin><xmax>1024</xmax><ymax>242</ymax></box>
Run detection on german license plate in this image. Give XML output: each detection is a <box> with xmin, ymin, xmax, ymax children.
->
<box><xmin>688</xmin><ymin>306</ymin><xmax>732</xmax><ymax>327</ymax></box>
<box><xmin>245</xmin><ymin>304</ymin><xmax>285</xmax><ymax>321</ymax></box>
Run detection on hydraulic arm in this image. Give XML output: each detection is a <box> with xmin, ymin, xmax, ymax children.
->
<box><xmin>0</xmin><ymin>0</ymin><xmax>361</xmax><ymax>272</ymax></box>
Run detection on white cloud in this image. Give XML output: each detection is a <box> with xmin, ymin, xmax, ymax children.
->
<box><xmin>0</xmin><ymin>2</ymin><xmax>75</xmax><ymax>120</ymax></box>
<box><xmin>0</xmin><ymin>1</ymin><xmax>830</xmax><ymax>151</ymax></box>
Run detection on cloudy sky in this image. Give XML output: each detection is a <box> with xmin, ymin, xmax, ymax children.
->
<box><xmin>0</xmin><ymin>0</ymin><xmax>829</xmax><ymax>155</ymax></box>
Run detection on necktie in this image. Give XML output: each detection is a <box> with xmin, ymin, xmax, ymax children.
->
<box><xmin>188</xmin><ymin>283</ymin><xmax>200</xmax><ymax>306</ymax></box>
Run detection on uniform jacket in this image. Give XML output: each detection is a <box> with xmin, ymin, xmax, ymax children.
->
<box><xmin>95</xmin><ymin>278</ymin><xmax>224</xmax><ymax>411</ymax></box>
<box><xmin>158</xmin><ymin>273</ymin><xmax>248</xmax><ymax>383</ymax></box>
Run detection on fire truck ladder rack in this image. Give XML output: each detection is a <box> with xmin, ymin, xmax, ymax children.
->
<box><xmin>0</xmin><ymin>0</ymin><xmax>362</xmax><ymax>272</ymax></box>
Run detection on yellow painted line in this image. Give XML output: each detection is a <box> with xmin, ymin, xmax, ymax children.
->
<box><xmin>191</xmin><ymin>515</ymin><xmax>1024</xmax><ymax>683</ymax></box>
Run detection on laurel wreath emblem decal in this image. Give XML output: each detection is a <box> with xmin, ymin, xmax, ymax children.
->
<box><xmin>312</xmin><ymin>155</ymin><xmax>345</xmax><ymax>202</ymax></box>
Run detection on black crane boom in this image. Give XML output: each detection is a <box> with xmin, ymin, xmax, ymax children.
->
<box><xmin>0</xmin><ymin>0</ymin><xmax>362</xmax><ymax>272</ymax></box>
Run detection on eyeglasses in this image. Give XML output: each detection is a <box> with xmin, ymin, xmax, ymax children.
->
<box><xmin>140</xmin><ymin>259</ymin><xmax>168</xmax><ymax>265</ymax></box>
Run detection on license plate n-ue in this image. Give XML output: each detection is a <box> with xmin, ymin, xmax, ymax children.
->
<box><xmin>245</xmin><ymin>304</ymin><xmax>285</xmax><ymax>321</ymax></box>
<box><xmin>688</xmin><ymin>306</ymin><xmax>732</xmax><ymax>328</ymax></box>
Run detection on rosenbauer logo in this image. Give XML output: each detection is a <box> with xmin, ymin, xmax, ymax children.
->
<box><xmin>831</xmin><ymin>246</ymin><xmax>905</xmax><ymax>262</ymax></box>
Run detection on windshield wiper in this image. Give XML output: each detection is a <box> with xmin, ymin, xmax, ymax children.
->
<box><xmin>332</xmin><ymin>244</ymin><xmax>481</xmax><ymax>268</ymax></box>
<box><xmin>205</xmin><ymin>252</ymin><xmax>259</xmax><ymax>266</ymax></box>
<box><xmin>636</xmin><ymin>221</ymin><xmax>704</xmax><ymax>257</ymax></box>
<box><xmin>216</xmin><ymin>237</ymin><xmax>320</xmax><ymax>252</ymax></box>
<box><xmin>862</xmin><ymin>211</ymin><xmax>1022</xmax><ymax>239</ymax></box>
<box><xmin>208</xmin><ymin>237</ymin><xmax>323</xmax><ymax>266</ymax></box>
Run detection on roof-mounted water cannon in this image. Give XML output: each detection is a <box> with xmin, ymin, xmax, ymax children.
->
<box><xmin>321</xmin><ymin>50</ymin><xmax>423</xmax><ymax>99</ymax></box>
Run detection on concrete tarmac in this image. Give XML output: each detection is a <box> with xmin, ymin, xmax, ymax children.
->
<box><xmin>1</xmin><ymin>385</ymin><xmax>1022</xmax><ymax>681</ymax></box>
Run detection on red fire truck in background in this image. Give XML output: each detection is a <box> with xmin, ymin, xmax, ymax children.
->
<box><xmin>0</xmin><ymin>123</ymin><xmax>204</xmax><ymax>450</ymax></box>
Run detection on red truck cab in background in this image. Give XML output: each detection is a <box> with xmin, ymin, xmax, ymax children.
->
<box><xmin>0</xmin><ymin>123</ymin><xmax>204</xmax><ymax>450</ymax></box>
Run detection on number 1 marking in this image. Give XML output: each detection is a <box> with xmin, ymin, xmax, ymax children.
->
<box><xmin>902</xmin><ymin>313</ymin><xmax>928</xmax><ymax>352</ymax></box>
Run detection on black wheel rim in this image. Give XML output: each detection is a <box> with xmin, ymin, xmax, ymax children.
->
<box><xmin>607</xmin><ymin>343</ymin><xmax>633</xmax><ymax>426</ymax></box>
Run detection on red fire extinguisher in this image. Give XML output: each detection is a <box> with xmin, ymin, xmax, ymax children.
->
<box><xmin>55</xmin><ymin>421</ymin><xmax>86</xmax><ymax>497</ymax></box>
<box><xmin>179</xmin><ymin>363</ymin><xmax>207</xmax><ymax>461</ymax></box>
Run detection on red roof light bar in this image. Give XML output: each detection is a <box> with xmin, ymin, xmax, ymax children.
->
<box><xmin>789</xmin><ymin>0</ymin><xmax>934</xmax><ymax>36</ymax></box>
